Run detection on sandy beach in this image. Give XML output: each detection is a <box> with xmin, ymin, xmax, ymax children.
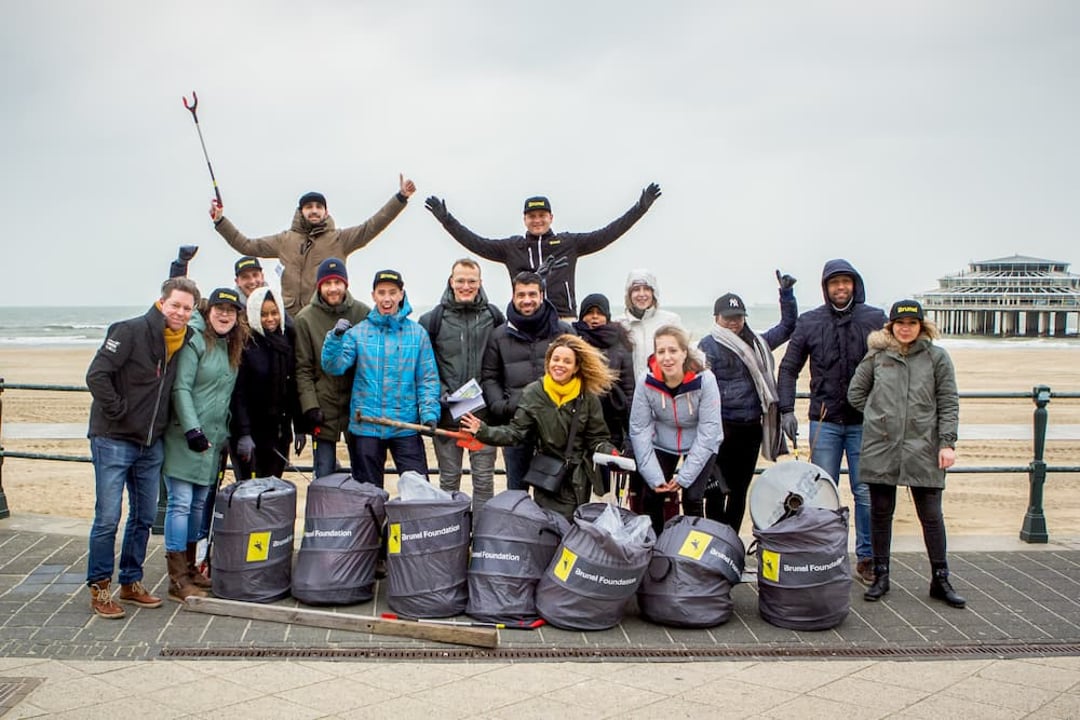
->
<box><xmin>2</xmin><ymin>344</ymin><xmax>1079</xmax><ymax>539</ymax></box>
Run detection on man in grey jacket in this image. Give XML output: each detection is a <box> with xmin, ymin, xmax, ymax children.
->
<box><xmin>419</xmin><ymin>259</ymin><xmax>504</xmax><ymax>511</ymax></box>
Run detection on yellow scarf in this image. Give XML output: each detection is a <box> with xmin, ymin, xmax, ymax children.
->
<box><xmin>157</xmin><ymin>301</ymin><xmax>186</xmax><ymax>361</ymax></box>
<box><xmin>543</xmin><ymin>374</ymin><xmax>581</xmax><ymax>407</ymax></box>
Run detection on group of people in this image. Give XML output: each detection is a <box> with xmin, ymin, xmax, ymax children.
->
<box><xmin>84</xmin><ymin>179</ymin><xmax>965</xmax><ymax>620</ymax></box>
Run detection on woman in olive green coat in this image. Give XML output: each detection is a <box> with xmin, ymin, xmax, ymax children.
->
<box><xmin>847</xmin><ymin>299</ymin><xmax>965</xmax><ymax>608</ymax></box>
<box><xmin>162</xmin><ymin>289</ymin><xmax>248</xmax><ymax>601</ymax></box>
<box><xmin>461</xmin><ymin>335</ymin><xmax>618</xmax><ymax>520</ymax></box>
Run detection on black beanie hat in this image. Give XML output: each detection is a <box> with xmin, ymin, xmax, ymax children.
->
<box><xmin>578</xmin><ymin>293</ymin><xmax>611</xmax><ymax>321</ymax></box>
<box><xmin>298</xmin><ymin>191</ymin><xmax>327</xmax><ymax>210</ymax></box>
<box><xmin>316</xmin><ymin>257</ymin><xmax>348</xmax><ymax>287</ymax></box>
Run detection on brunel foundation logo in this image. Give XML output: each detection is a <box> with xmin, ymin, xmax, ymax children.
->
<box><xmin>387</xmin><ymin>523</ymin><xmax>401</xmax><ymax>554</ymax></box>
<box><xmin>553</xmin><ymin>547</ymin><xmax>578</xmax><ymax>582</ymax></box>
<box><xmin>761</xmin><ymin>549</ymin><xmax>780</xmax><ymax>582</ymax></box>
<box><xmin>677</xmin><ymin>530</ymin><xmax>712</xmax><ymax>561</ymax></box>
<box><xmin>246</xmin><ymin>531</ymin><xmax>270</xmax><ymax>562</ymax></box>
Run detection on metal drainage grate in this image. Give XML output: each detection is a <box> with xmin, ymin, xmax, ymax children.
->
<box><xmin>0</xmin><ymin>678</ymin><xmax>43</xmax><ymax>714</ymax></box>
<box><xmin>159</xmin><ymin>642</ymin><xmax>1080</xmax><ymax>661</ymax></box>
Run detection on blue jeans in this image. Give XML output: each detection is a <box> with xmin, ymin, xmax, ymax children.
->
<box><xmin>163</xmin><ymin>476</ymin><xmax>212</xmax><ymax>552</ymax></box>
<box><xmin>312</xmin><ymin>432</ymin><xmax>361</xmax><ymax>479</ymax></box>
<box><xmin>502</xmin><ymin>443</ymin><xmax>534</xmax><ymax>492</ymax></box>
<box><xmin>809</xmin><ymin>421</ymin><xmax>871</xmax><ymax>560</ymax></box>
<box><xmin>87</xmin><ymin>436</ymin><xmax>163</xmax><ymax>585</ymax></box>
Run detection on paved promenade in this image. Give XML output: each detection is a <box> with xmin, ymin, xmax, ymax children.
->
<box><xmin>1</xmin><ymin>513</ymin><xmax>1078</xmax><ymax>718</ymax></box>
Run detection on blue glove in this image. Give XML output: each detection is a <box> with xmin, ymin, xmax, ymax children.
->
<box><xmin>333</xmin><ymin>318</ymin><xmax>352</xmax><ymax>337</ymax></box>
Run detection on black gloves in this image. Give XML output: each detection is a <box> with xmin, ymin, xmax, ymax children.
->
<box><xmin>333</xmin><ymin>318</ymin><xmax>352</xmax><ymax>337</ymax></box>
<box><xmin>236</xmin><ymin>435</ymin><xmax>255</xmax><ymax>461</ymax></box>
<box><xmin>185</xmin><ymin>428</ymin><xmax>210</xmax><ymax>453</ymax></box>
<box><xmin>304</xmin><ymin>408</ymin><xmax>325</xmax><ymax>432</ymax></box>
<box><xmin>781</xmin><ymin>412</ymin><xmax>799</xmax><ymax>447</ymax></box>
<box><xmin>293</xmin><ymin>434</ymin><xmax>307</xmax><ymax>455</ymax></box>
<box><xmin>776</xmin><ymin>269</ymin><xmax>797</xmax><ymax>290</ymax></box>
<box><xmin>424</xmin><ymin>196</ymin><xmax>449</xmax><ymax>223</ymax></box>
<box><xmin>178</xmin><ymin>245</ymin><xmax>199</xmax><ymax>262</ymax></box>
<box><xmin>638</xmin><ymin>182</ymin><xmax>662</xmax><ymax>211</ymax></box>
<box><xmin>425</xmin><ymin>420</ymin><xmax>439</xmax><ymax>434</ymax></box>
<box><xmin>536</xmin><ymin>254</ymin><xmax>569</xmax><ymax>279</ymax></box>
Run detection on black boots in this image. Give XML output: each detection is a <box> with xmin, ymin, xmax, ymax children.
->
<box><xmin>930</xmin><ymin>567</ymin><xmax>966</xmax><ymax>609</ymax></box>
<box><xmin>863</xmin><ymin>559</ymin><xmax>890</xmax><ymax>601</ymax></box>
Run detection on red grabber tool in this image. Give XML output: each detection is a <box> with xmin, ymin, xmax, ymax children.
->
<box><xmin>182</xmin><ymin>91</ymin><xmax>223</xmax><ymax>206</ymax></box>
<box><xmin>358</xmin><ymin>414</ymin><xmax>486</xmax><ymax>451</ymax></box>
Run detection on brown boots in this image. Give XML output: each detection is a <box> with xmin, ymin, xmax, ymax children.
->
<box><xmin>186</xmin><ymin>542</ymin><xmax>212</xmax><ymax>590</ymax></box>
<box><xmin>89</xmin><ymin>579</ymin><xmax>126</xmax><ymax>619</ymax></box>
<box><xmin>167</xmin><ymin>551</ymin><xmax>207</xmax><ymax>603</ymax></box>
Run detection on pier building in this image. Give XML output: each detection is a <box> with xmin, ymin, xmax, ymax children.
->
<box><xmin>915</xmin><ymin>255</ymin><xmax>1080</xmax><ymax>337</ymax></box>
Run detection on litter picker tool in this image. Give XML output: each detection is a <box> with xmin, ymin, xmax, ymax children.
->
<box><xmin>358</xmin><ymin>414</ymin><xmax>486</xmax><ymax>451</ymax></box>
<box><xmin>273</xmin><ymin>447</ymin><xmax>312</xmax><ymax>484</ymax></box>
<box><xmin>593</xmin><ymin>452</ymin><xmax>635</xmax><ymax>508</ymax></box>
<box><xmin>183</xmin><ymin>596</ymin><xmax>498</xmax><ymax>648</ymax></box>
<box><xmin>181</xmin><ymin>90</ymin><xmax>223</xmax><ymax>206</ymax></box>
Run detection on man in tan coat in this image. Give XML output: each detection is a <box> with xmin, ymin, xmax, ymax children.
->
<box><xmin>209</xmin><ymin>174</ymin><xmax>416</xmax><ymax>316</ymax></box>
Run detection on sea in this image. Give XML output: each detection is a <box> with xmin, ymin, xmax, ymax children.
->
<box><xmin>0</xmin><ymin>305</ymin><xmax>1078</xmax><ymax>349</ymax></box>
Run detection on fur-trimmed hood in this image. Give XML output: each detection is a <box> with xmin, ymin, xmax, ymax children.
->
<box><xmin>867</xmin><ymin>319</ymin><xmax>940</xmax><ymax>353</ymax></box>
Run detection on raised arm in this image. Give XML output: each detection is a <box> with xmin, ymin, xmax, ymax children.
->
<box><xmin>424</xmin><ymin>196</ymin><xmax>512</xmax><ymax>262</ymax></box>
<box><xmin>762</xmin><ymin>272</ymin><xmax>799</xmax><ymax>349</ymax></box>
<box><xmin>570</xmin><ymin>182</ymin><xmax>660</xmax><ymax>257</ymax></box>
<box><xmin>337</xmin><ymin>177</ymin><xmax>413</xmax><ymax>254</ymax></box>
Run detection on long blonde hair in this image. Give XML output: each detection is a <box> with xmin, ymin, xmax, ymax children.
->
<box><xmin>545</xmin><ymin>334</ymin><xmax>617</xmax><ymax>396</ymax></box>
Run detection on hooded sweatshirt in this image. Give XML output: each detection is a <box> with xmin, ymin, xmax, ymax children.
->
<box><xmin>615</xmin><ymin>269</ymin><xmax>683</xmax><ymax>379</ymax></box>
<box><xmin>777</xmin><ymin>259</ymin><xmax>887</xmax><ymax>424</ymax></box>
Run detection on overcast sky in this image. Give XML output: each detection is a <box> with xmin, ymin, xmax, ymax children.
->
<box><xmin>3</xmin><ymin>1</ymin><xmax>1078</xmax><ymax>312</ymax></box>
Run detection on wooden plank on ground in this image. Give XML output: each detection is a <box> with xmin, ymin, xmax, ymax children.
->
<box><xmin>183</xmin><ymin>596</ymin><xmax>498</xmax><ymax>649</ymax></box>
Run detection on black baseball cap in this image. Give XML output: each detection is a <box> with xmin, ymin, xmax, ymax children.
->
<box><xmin>298</xmin><ymin>191</ymin><xmax>327</xmax><ymax>209</ymax></box>
<box><xmin>372</xmin><ymin>269</ymin><xmax>404</xmax><ymax>289</ymax></box>
<box><xmin>523</xmin><ymin>196</ymin><xmax>552</xmax><ymax>214</ymax></box>
<box><xmin>714</xmin><ymin>293</ymin><xmax>747</xmax><ymax>318</ymax></box>
<box><xmin>889</xmin><ymin>299</ymin><xmax>924</xmax><ymax>322</ymax></box>
<box><xmin>206</xmin><ymin>287</ymin><xmax>244</xmax><ymax>310</ymax></box>
<box><xmin>234</xmin><ymin>256</ymin><xmax>262</xmax><ymax>276</ymax></box>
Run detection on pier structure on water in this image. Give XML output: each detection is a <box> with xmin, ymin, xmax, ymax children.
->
<box><xmin>916</xmin><ymin>255</ymin><xmax>1080</xmax><ymax>337</ymax></box>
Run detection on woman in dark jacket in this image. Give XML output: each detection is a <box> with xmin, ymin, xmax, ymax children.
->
<box><xmin>461</xmin><ymin>335</ymin><xmax>617</xmax><ymax>520</ymax></box>
<box><xmin>231</xmin><ymin>287</ymin><xmax>302</xmax><ymax>480</ymax></box>
<box><xmin>572</xmin><ymin>293</ymin><xmax>635</xmax><ymax>451</ymax></box>
<box><xmin>847</xmin><ymin>299</ymin><xmax>965</xmax><ymax>608</ymax></box>
<box><xmin>698</xmin><ymin>272</ymin><xmax>797</xmax><ymax>533</ymax></box>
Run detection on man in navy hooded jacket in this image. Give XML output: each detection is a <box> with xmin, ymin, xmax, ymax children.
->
<box><xmin>777</xmin><ymin>259</ymin><xmax>887</xmax><ymax>585</ymax></box>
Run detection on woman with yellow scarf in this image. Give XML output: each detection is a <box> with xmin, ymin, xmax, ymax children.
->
<box><xmin>461</xmin><ymin>335</ymin><xmax>618</xmax><ymax>519</ymax></box>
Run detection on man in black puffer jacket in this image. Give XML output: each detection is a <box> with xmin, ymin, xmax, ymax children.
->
<box><xmin>481</xmin><ymin>271</ymin><xmax>573</xmax><ymax>490</ymax></box>
<box><xmin>777</xmin><ymin>259</ymin><xmax>887</xmax><ymax>584</ymax></box>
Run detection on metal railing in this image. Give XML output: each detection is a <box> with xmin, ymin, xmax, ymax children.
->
<box><xmin>0</xmin><ymin>378</ymin><xmax>1077</xmax><ymax>543</ymax></box>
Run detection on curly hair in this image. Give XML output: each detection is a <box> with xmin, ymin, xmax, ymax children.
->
<box><xmin>653</xmin><ymin>324</ymin><xmax>705</xmax><ymax>374</ymax></box>
<box><xmin>545</xmin><ymin>334</ymin><xmax>618</xmax><ymax>396</ymax></box>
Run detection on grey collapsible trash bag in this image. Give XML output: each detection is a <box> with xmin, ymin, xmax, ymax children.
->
<box><xmin>753</xmin><ymin>506</ymin><xmax>851</xmax><ymax>630</ymax></box>
<box><xmin>535</xmin><ymin>506</ymin><xmax>656</xmax><ymax>631</ymax></box>
<box><xmin>292</xmin><ymin>473</ymin><xmax>389</xmax><ymax>606</ymax></box>
<box><xmin>466</xmin><ymin>490</ymin><xmax>571</xmax><ymax>624</ymax></box>
<box><xmin>638</xmin><ymin>515</ymin><xmax>745</xmax><ymax>628</ymax></box>
<box><xmin>384</xmin><ymin>491</ymin><xmax>471</xmax><ymax>618</ymax></box>
<box><xmin>211</xmin><ymin>477</ymin><xmax>297</xmax><ymax>603</ymax></box>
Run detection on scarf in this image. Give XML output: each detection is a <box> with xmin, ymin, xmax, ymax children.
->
<box><xmin>572</xmin><ymin>321</ymin><xmax>625</xmax><ymax>350</ymax></box>
<box><xmin>709</xmin><ymin>323</ymin><xmax>787</xmax><ymax>461</ymax></box>
<box><xmin>543</xmin><ymin>374</ymin><xmax>581</xmax><ymax>407</ymax></box>
<box><xmin>157</xmin><ymin>301</ymin><xmax>186</xmax><ymax>361</ymax></box>
<box><xmin>506</xmin><ymin>299</ymin><xmax>561</xmax><ymax>342</ymax></box>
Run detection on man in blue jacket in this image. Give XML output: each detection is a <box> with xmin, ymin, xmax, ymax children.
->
<box><xmin>321</xmin><ymin>269</ymin><xmax>440</xmax><ymax>488</ymax></box>
<box><xmin>777</xmin><ymin>259</ymin><xmax>887</xmax><ymax>585</ymax></box>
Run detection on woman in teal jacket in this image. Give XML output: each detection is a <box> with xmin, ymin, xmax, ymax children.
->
<box><xmin>162</xmin><ymin>289</ymin><xmax>247</xmax><ymax>602</ymax></box>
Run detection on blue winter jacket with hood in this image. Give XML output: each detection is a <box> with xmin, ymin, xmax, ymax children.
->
<box><xmin>321</xmin><ymin>293</ymin><xmax>441</xmax><ymax>438</ymax></box>
<box><xmin>777</xmin><ymin>259</ymin><xmax>887</xmax><ymax>425</ymax></box>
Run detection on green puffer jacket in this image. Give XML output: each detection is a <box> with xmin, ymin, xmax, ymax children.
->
<box><xmin>476</xmin><ymin>380</ymin><xmax>615</xmax><ymax>519</ymax></box>
<box><xmin>214</xmin><ymin>195</ymin><xmax>406</xmax><ymax>316</ymax></box>
<box><xmin>163</xmin><ymin>315</ymin><xmax>239</xmax><ymax>486</ymax></box>
<box><xmin>294</xmin><ymin>289</ymin><xmax>371</xmax><ymax>439</ymax></box>
<box><xmin>847</xmin><ymin>328</ymin><xmax>959</xmax><ymax>489</ymax></box>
